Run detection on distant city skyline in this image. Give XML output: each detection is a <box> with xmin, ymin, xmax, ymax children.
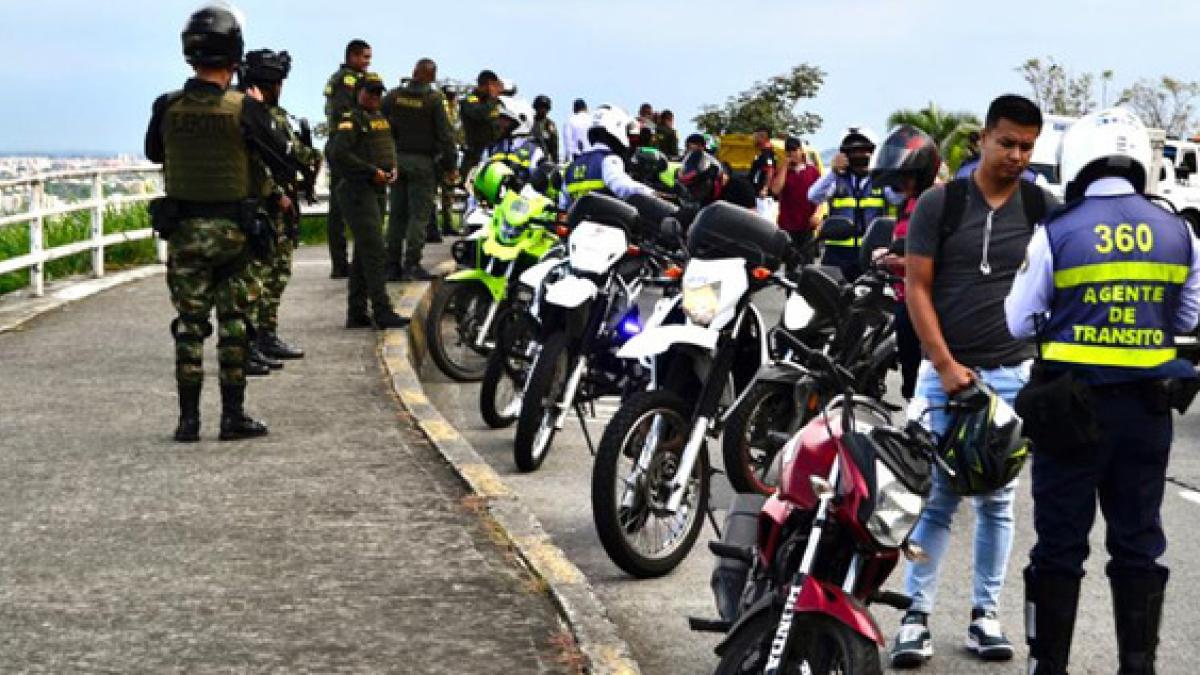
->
<box><xmin>3</xmin><ymin>1</ymin><xmax>1197</xmax><ymax>155</ymax></box>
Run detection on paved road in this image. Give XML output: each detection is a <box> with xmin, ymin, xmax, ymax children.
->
<box><xmin>0</xmin><ymin>247</ymin><xmax>576</xmax><ymax>673</ymax></box>
<box><xmin>424</xmin><ymin>284</ymin><xmax>1200</xmax><ymax>674</ymax></box>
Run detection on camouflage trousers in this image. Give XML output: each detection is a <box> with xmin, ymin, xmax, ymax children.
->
<box><xmin>166</xmin><ymin>218</ymin><xmax>260</xmax><ymax>387</ymax></box>
<box><xmin>250</xmin><ymin>232</ymin><xmax>294</xmax><ymax>333</ymax></box>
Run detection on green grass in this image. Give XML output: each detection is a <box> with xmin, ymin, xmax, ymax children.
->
<box><xmin>0</xmin><ymin>205</ymin><xmax>158</xmax><ymax>295</ymax></box>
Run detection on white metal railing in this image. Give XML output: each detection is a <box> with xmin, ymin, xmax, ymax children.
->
<box><xmin>0</xmin><ymin>165</ymin><xmax>166</xmax><ymax>297</ymax></box>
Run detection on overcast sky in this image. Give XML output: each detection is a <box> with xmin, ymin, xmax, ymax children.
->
<box><xmin>2</xmin><ymin>0</ymin><xmax>1196</xmax><ymax>155</ymax></box>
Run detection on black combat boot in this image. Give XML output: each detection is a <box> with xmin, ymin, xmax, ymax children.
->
<box><xmin>174</xmin><ymin>383</ymin><xmax>202</xmax><ymax>442</ymax></box>
<box><xmin>218</xmin><ymin>384</ymin><xmax>269</xmax><ymax>441</ymax></box>
<box><xmin>1025</xmin><ymin>567</ymin><xmax>1081</xmax><ymax>675</ymax></box>
<box><xmin>385</xmin><ymin>261</ymin><xmax>406</xmax><ymax>282</ymax></box>
<box><xmin>250</xmin><ymin>343</ymin><xmax>284</xmax><ymax>370</ymax></box>
<box><xmin>402</xmin><ymin>264</ymin><xmax>435</xmax><ymax>281</ymax></box>
<box><xmin>330</xmin><ymin>260</ymin><xmax>350</xmax><ymax>279</ymax></box>
<box><xmin>426</xmin><ymin>214</ymin><xmax>443</xmax><ymax>243</ymax></box>
<box><xmin>373</xmin><ymin>308</ymin><xmax>410</xmax><ymax>329</ymax></box>
<box><xmin>258</xmin><ymin>330</ymin><xmax>304</xmax><ymax>359</ymax></box>
<box><xmin>346</xmin><ymin>309</ymin><xmax>373</xmax><ymax>329</ymax></box>
<box><xmin>1112</xmin><ymin>571</ymin><xmax>1167</xmax><ymax>675</ymax></box>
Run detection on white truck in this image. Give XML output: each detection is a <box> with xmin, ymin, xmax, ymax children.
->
<box><xmin>1160</xmin><ymin>139</ymin><xmax>1200</xmax><ymax>233</ymax></box>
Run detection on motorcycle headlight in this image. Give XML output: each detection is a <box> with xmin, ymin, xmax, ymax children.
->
<box><xmin>682</xmin><ymin>281</ymin><xmax>721</xmax><ymax>327</ymax></box>
<box><xmin>866</xmin><ymin>460</ymin><xmax>925</xmax><ymax>548</ymax></box>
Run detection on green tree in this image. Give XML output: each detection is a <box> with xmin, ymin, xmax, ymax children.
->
<box><xmin>1016</xmin><ymin>57</ymin><xmax>1097</xmax><ymax>116</ymax></box>
<box><xmin>1118</xmin><ymin>76</ymin><xmax>1200</xmax><ymax>137</ymax></box>
<box><xmin>693</xmin><ymin>64</ymin><xmax>825</xmax><ymax>137</ymax></box>
<box><xmin>886</xmin><ymin>103</ymin><xmax>982</xmax><ymax>173</ymax></box>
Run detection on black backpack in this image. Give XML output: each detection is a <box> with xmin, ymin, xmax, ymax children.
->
<box><xmin>935</xmin><ymin>178</ymin><xmax>1047</xmax><ymax>266</ymax></box>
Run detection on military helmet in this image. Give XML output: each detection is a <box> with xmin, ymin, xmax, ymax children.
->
<box><xmin>244</xmin><ymin>49</ymin><xmax>291</xmax><ymax>83</ymax></box>
<box><xmin>532</xmin><ymin>95</ymin><xmax>552</xmax><ymax>112</ymax></box>
<box><xmin>181</xmin><ymin>3</ymin><xmax>244</xmax><ymax>67</ymax></box>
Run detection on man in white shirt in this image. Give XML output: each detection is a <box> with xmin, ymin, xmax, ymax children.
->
<box><xmin>563</xmin><ymin>99</ymin><xmax>591</xmax><ymax>161</ymax></box>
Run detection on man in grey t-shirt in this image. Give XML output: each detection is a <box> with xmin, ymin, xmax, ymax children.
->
<box><xmin>889</xmin><ymin>95</ymin><xmax>1060</xmax><ymax>669</ymax></box>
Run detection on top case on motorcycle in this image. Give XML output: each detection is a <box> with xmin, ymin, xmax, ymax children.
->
<box><xmin>566</xmin><ymin>193</ymin><xmax>640</xmax><ymax>235</ymax></box>
<box><xmin>687</xmin><ymin>202</ymin><xmax>790</xmax><ymax>271</ymax></box>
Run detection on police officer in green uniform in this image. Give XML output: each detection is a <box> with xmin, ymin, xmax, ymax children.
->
<box><xmin>458</xmin><ymin>70</ymin><xmax>502</xmax><ymax>178</ymax></box>
<box><xmin>531</xmin><ymin>95</ymin><xmax>559</xmax><ymax>163</ymax></box>
<box><xmin>326</xmin><ymin>73</ymin><xmax>409</xmax><ymax>329</ymax></box>
<box><xmin>322</xmin><ymin>38</ymin><xmax>371</xmax><ymax>279</ymax></box>
<box><xmin>145</xmin><ymin>5</ymin><xmax>298</xmax><ymax>441</ymax></box>
<box><xmin>240</xmin><ymin>48</ymin><xmax>320</xmax><ymax>362</ymax></box>
<box><xmin>382</xmin><ymin>58</ymin><xmax>457</xmax><ymax>281</ymax></box>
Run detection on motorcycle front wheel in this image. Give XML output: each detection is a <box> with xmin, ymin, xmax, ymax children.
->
<box><xmin>513</xmin><ymin>330</ymin><xmax>570</xmax><ymax>472</ymax></box>
<box><xmin>426</xmin><ymin>280</ymin><xmax>494</xmax><ymax>381</ymax></box>
<box><xmin>592</xmin><ymin>389</ymin><xmax>708</xmax><ymax>578</ymax></box>
<box><xmin>721</xmin><ymin>381</ymin><xmax>807</xmax><ymax>496</ymax></box>
<box><xmin>714</xmin><ymin>612</ymin><xmax>882</xmax><ymax>675</ymax></box>
<box><xmin>479</xmin><ymin>309</ymin><xmax>539</xmax><ymax>429</ymax></box>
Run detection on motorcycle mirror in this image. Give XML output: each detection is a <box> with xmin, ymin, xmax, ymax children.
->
<box><xmin>659</xmin><ymin>216</ymin><xmax>683</xmax><ymax>242</ymax></box>
<box><xmin>859</xmin><ymin>216</ymin><xmax>897</xmax><ymax>270</ymax></box>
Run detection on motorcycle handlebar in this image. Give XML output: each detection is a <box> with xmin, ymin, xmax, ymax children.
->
<box><xmin>774</xmin><ymin>328</ymin><xmax>856</xmax><ymax>389</ymax></box>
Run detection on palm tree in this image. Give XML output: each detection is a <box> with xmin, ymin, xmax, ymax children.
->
<box><xmin>887</xmin><ymin>103</ymin><xmax>982</xmax><ymax>173</ymax></box>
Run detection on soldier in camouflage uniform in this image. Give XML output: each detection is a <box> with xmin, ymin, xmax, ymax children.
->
<box><xmin>531</xmin><ymin>95</ymin><xmax>559</xmax><ymax>163</ymax></box>
<box><xmin>241</xmin><ymin>48</ymin><xmax>320</xmax><ymax>362</ymax></box>
<box><xmin>322</xmin><ymin>39</ymin><xmax>371</xmax><ymax>279</ymax></box>
<box><xmin>381</xmin><ymin>58</ymin><xmax>457</xmax><ymax>281</ymax></box>
<box><xmin>326</xmin><ymin>73</ymin><xmax>409</xmax><ymax>329</ymax></box>
<box><xmin>145</xmin><ymin>6</ymin><xmax>299</xmax><ymax>442</ymax></box>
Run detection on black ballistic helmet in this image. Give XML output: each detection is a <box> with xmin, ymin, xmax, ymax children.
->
<box><xmin>244</xmin><ymin>49</ymin><xmax>291</xmax><ymax>83</ymax></box>
<box><xmin>870</xmin><ymin>125</ymin><xmax>941</xmax><ymax>193</ymax></box>
<box><xmin>678</xmin><ymin>150</ymin><xmax>725</xmax><ymax>205</ymax></box>
<box><xmin>533</xmin><ymin>94</ymin><xmax>552</xmax><ymax>111</ymax></box>
<box><xmin>181</xmin><ymin>4</ymin><xmax>244</xmax><ymax>67</ymax></box>
<box><xmin>687</xmin><ymin>202</ymin><xmax>790</xmax><ymax>270</ymax></box>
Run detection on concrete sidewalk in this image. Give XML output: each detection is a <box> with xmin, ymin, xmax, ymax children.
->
<box><xmin>0</xmin><ymin>246</ymin><xmax>577</xmax><ymax>673</ymax></box>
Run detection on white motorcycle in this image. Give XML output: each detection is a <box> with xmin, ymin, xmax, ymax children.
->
<box><xmin>590</xmin><ymin>202</ymin><xmax>793</xmax><ymax>578</ymax></box>
<box><xmin>512</xmin><ymin>194</ymin><xmax>684</xmax><ymax>472</ymax></box>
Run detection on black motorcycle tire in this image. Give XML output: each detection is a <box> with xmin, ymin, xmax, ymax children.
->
<box><xmin>426</xmin><ymin>280</ymin><xmax>493</xmax><ymax>382</ymax></box>
<box><xmin>479</xmin><ymin>310</ymin><xmax>538</xmax><ymax>429</ymax></box>
<box><xmin>592</xmin><ymin>389</ymin><xmax>709</xmax><ymax>578</ymax></box>
<box><xmin>721</xmin><ymin>381</ymin><xmax>798</xmax><ymax>496</ymax></box>
<box><xmin>513</xmin><ymin>330</ymin><xmax>570</xmax><ymax>472</ymax></box>
<box><xmin>714</xmin><ymin>611</ymin><xmax>882</xmax><ymax>675</ymax></box>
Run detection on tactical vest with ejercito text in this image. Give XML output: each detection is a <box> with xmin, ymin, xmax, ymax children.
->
<box><xmin>163</xmin><ymin>89</ymin><xmax>251</xmax><ymax>202</ymax></box>
<box><xmin>363</xmin><ymin>112</ymin><xmax>397</xmax><ymax>171</ymax></box>
<box><xmin>1042</xmin><ymin>194</ymin><xmax>1193</xmax><ymax>372</ymax></box>
<box><xmin>388</xmin><ymin>86</ymin><xmax>439</xmax><ymax>155</ymax></box>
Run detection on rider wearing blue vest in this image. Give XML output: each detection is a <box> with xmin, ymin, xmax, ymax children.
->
<box><xmin>1006</xmin><ymin>108</ymin><xmax>1200</xmax><ymax>675</ymax></box>
<box><xmin>559</xmin><ymin>104</ymin><xmax>653</xmax><ymax>209</ymax></box>
<box><xmin>809</xmin><ymin>127</ymin><xmax>901</xmax><ymax>280</ymax></box>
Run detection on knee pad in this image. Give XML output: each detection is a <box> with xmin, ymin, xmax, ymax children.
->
<box><xmin>171</xmin><ymin>313</ymin><xmax>212</xmax><ymax>341</ymax></box>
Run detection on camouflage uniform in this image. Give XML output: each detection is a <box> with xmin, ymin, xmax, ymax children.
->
<box><xmin>252</xmin><ymin>104</ymin><xmax>321</xmax><ymax>334</ymax></box>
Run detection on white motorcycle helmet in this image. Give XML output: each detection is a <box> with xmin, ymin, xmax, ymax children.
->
<box><xmin>1058</xmin><ymin>107</ymin><xmax>1152</xmax><ymax>201</ymax></box>
<box><xmin>497</xmin><ymin>95</ymin><xmax>535</xmax><ymax>137</ymax></box>
<box><xmin>588</xmin><ymin>104</ymin><xmax>634</xmax><ymax>153</ymax></box>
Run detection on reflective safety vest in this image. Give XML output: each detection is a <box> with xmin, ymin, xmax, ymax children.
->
<box><xmin>826</xmin><ymin>174</ymin><xmax>889</xmax><ymax>248</ymax></box>
<box><xmin>1041</xmin><ymin>194</ymin><xmax>1192</xmax><ymax>370</ymax></box>
<box><xmin>489</xmin><ymin>137</ymin><xmax>537</xmax><ymax>171</ymax></box>
<box><xmin>564</xmin><ymin>148</ymin><xmax>613</xmax><ymax>200</ymax></box>
<box><xmin>163</xmin><ymin>88</ymin><xmax>251</xmax><ymax>203</ymax></box>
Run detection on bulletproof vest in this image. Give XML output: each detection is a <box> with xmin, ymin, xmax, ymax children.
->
<box><xmin>1041</xmin><ymin>194</ymin><xmax>1192</xmax><ymax>373</ymax></box>
<box><xmin>825</xmin><ymin>173</ymin><xmax>890</xmax><ymax>248</ymax></box>
<box><xmin>387</xmin><ymin>84</ymin><xmax>440</xmax><ymax>155</ymax></box>
<box><xmin>324</xmin><ymin>66</ymin><xmax>359</xmax><ymax>128</ymax></box>
<box><xmin>361</xmin><ymin>111</ymin><xmax>396</xmax><ymax>171</ymax></box>
<box><xmin>564</xmin><ymin>149</ymin><xmax>612</xmax><ymax>199</ymax></box>
<box><xmin>163</xmin><ymin>88</ymin><xmax>251</xmax><ymax>202</ymax></box>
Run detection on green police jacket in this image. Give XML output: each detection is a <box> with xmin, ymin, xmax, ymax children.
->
<box><xmin>382</xmin><ymin>82</ymin><xmax>457</xmax><ymax>171</ymax></box>
<box><xmin>326</xmin><ymin>109</ymin><xmax>396</xmax><ymax>184</ymax></box>
<box><xmin>323</xmin><ymin>65</ymin><xmax>361</xmax><ymax>129</ymax></box>
<box><xmin>459</xmin><ymin>91</ymin><xmax>500</xmax><ymax>153</ymax></box>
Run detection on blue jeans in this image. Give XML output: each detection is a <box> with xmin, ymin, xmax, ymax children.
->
<box><xmin>902</xmin><ymin>359</ymin><xmax>1030</xmax><ymax>614</ymax></box>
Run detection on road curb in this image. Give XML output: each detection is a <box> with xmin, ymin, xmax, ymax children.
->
<box><xmin>380</xmin><ymin>278</ymin><xmax>641</xmax><ymax>675</ymax></box>
<box><xmin>0</xmin><ymin>265</ymin><xmax>166</xmax><ymax>334</ymax></box>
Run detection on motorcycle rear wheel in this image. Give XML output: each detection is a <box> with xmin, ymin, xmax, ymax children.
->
<box><xmin>479</xmin><ymin>310</ymin><xmax>539</xmax><ymax>429</ymax></box>
<box><xmin>721</xmin><ymin>381</ymin><xmax>798</xmax><ymax>495</ymax></box>
<box><xmin>714</xmin><ymin>611</ymin><xmax>882</xmax><ymax>675</ymax></box>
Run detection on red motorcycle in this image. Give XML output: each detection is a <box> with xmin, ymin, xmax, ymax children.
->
<box><xmin>694</xmin><ymin>331</ymin><xmax>952</xmax><ymax>674</ymax></box>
